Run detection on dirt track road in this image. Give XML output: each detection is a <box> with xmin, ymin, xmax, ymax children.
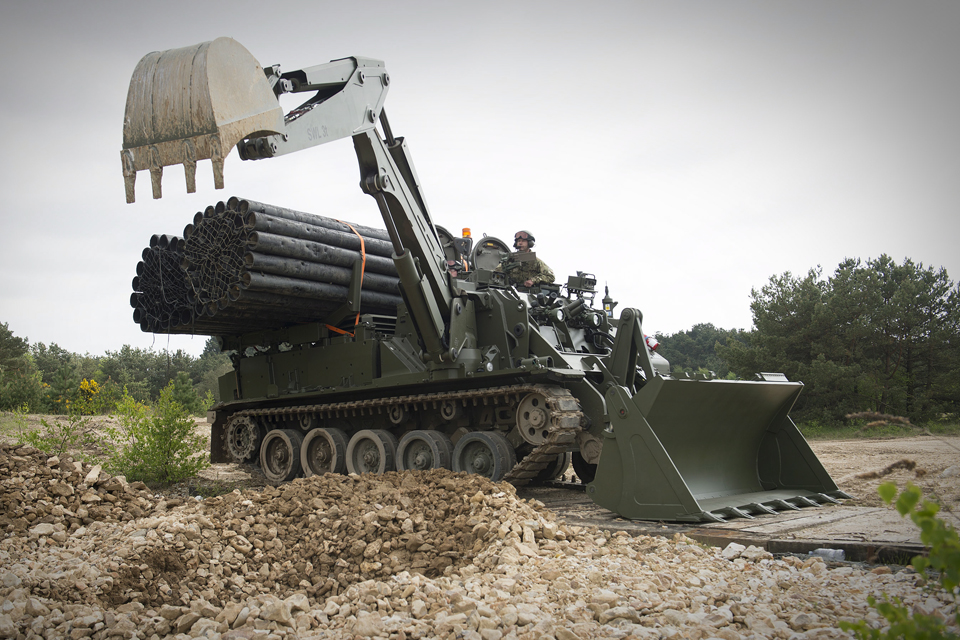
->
<box><xmin>811</xmin><ymin>435</ymin><xmax>960</xmax><ymax>510</ymax></box>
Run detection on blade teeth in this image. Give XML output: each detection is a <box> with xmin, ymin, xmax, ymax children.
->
<box><xmin>749</xmin><ymin>502</ymin><xmax>778</xmax><ymax>515</ymax></box>
<box><xmin>774</xmin><ymin>499</ymin><xmax>801</xmax><ymax>511</ymax></box>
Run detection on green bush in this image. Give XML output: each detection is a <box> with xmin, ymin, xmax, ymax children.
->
<box><xmin>103</xmin><ymin>383</ymin><xmax>209</xmax><ymax>485</ymax></box>
<box><xmin>840</xmin><ymin>482</ymin><xmax>959</xmax><ymax>639</ymax></box>
<box><xmin>11</xmin><ymin>403</ymin><xmax>99</xmax><ymax>460</ymax></box>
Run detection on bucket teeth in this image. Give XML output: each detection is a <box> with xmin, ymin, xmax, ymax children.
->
<box><xmin>122</xmin><ymin>150</ymin><xmax>137</xmax><ymax>204</ymax></box>
<box><xmin>183</xmin><ymin>139</ymin><xmax>198</xmax><ymax>194</ymax></box>
<box><xmin>748</xmin><ymin>502</ymin><xmax>779</xmax><ymax>515</ymax></box>
<box><xmin>701</xmin><ymin>511</ymin><xmax>727</xmax><ymax>523</ymax></box>
<box><xmin>726</xmin><ymin>507</ymin><xmax>754</xmax><ymax>519</ymax></box>
<box><xmin>773</xmin><ymin>499</ymin><xmax>801</xmax><ymax>511</ymax></box>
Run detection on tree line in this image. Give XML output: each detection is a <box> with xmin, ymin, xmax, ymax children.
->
<box><xmin>3</xmin><ymin>254</ymin><xmax>958</xmax><ymax>425</ymax></box>
<box><xmin>656</xmin><ymin>255</ymin><xmax>959</xmax><ymax>424</ymax></box>
<box><xmin>0</xmin><ymin>326</ymin><xmax>231</xmax><ymax>415</ymax></box>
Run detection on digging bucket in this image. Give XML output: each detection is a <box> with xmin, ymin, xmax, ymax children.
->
<box><xmin>587</xmin><ymin>375</ymin><xmax>848</xmax><ymax>522</ymax></box>
<box><xmin>121</xmin><ymin>37</ymin><xmax>284</xmax><ymax>203</ymax></box>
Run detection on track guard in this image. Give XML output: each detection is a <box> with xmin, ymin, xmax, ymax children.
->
<box><xmin>587</xmin><ymin>377</ymin><xmax>848</xmax><ymax>522</ymax></box>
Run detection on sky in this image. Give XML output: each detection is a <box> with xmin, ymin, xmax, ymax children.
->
<box><xmin>1</xmin><ymin>0</ymin><xmax>958</xmax><ymax>358</ymax></box>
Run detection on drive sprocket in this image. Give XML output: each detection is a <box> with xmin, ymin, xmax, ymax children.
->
<box><xmin>224</xmin><ymin>415</ymin><xmax>263</xmax><ymax>463</ymax></box>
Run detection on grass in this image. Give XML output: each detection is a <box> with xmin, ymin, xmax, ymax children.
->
<box><xmin>0</xmin><ymin>410</ymin><xmax>26</xmax><ymax>434</ymax></box>
<box><xmin>0</xmin><ymin>409</ymin><xmax>38</xmax><ymax>445</ymax></box>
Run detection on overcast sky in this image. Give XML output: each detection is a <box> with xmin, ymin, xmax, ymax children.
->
<box><xmin>1</xmin><ymin>1</ymin><xmax>957</xmax><ymax>358</ymax></box>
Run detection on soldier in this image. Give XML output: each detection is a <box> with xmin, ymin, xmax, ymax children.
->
<box><xmin>498</xmin><ymin>230</ymin><xmax>555</xmax><ymax>288</ymax></box>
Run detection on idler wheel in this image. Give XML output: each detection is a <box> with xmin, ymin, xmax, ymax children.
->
<box><xmin>452</xmin><ymin>431</ymin><xmax>516</xmax><ymax>481</ymax></box>
<box><xmin>300</xmin><ymin>428</ymin><xmax>348</xmax><ymax>476</ymax></box>
<box><xmin>397</xmin><ymin>430</ymin><xmax>454</xmax><ymax>471</ymax></box>
<box><xmin>259</xmin><ymin>429</ymin><xmax>304</xmax><ymax>484</ymax></box>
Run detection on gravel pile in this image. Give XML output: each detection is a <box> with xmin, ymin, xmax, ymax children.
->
<box><xmin>2</xmin><ymin>442</ymin><xmax>957</xmax><ymax>639</ymax></box>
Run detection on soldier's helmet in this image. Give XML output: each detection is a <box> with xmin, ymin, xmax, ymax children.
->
<box><xmin>514</xmin><ymin>230</ymin><xmax>536</xmax><ymax>249</ymax></box>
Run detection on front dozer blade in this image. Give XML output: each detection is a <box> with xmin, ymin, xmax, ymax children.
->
<box><xmin>588</xmin><ymin>377</ymin><xmax>848</xmax><ymax>522</ymax></box>
<box><xmin>121</xmin><ymin>37</ymin><xmax>284</xmax><ymax>203</ymax></box>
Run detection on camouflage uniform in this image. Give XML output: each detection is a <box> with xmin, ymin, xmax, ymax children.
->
<box><xmin>497</xmin><ymin>254</ymin><xmax>555</xmax><ymax>287</ymax></box>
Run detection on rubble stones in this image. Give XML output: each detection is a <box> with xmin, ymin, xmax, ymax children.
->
<box><xmin>2</xmin><ymin>443</ymin><xmax>959</xmax><ymax>639</ymax></box>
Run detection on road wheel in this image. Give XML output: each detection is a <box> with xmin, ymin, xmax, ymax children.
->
<box><xmin>532</xmin><ymin>451</ymin><xmax>572</xmax><ymax>484</ymax></box>
<box><xmin>260</xmin><ymin>429</ymin><xmax>304</xmax><ymax>484</ymax></box>
<box><xmin>572</xmin><ymin>451</ymin><xmax>597</xmax><ymax>484</ymax></box>
<box><xmin>397</xmin><ymin>430</ymin><xmax>454</xmax><ymax>471</ymax></box>
<box><xmin>301</xmin><ymin>428</ymin><xmax>348</xmax><ymax>476</ymax></box>
<box><xmin>453</xmin><ymin>431</ymin><xmax>516</xmax><ymax>481</ymax></box>
<box><xmin>346</xmin><ymin>429</ymin><xmax>399</xmax><ymax>474</ymax></box>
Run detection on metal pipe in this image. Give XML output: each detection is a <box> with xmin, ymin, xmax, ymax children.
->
<box><xmin>237</xmin><ymin>198</ymin><xmax>391</xmax><ymax>242</ymax></box>
<box><xmin>246</xmin><ymin>231</ymin><xmax>398</xmax><ymax>276</ymax></box>
<box><xmin>240</xmin><ymin>271</ymin><xmax>402</xmax><ymax>309</ymax></box>
<box><xmin>244</xmin><ymin>211</ymin><xmax>395</xmax><ymax>258</ymax></box>
<box><xmin>243</xmin><ymin>251</ymin><xmax>400</xmax><ymax>294</ymax></box>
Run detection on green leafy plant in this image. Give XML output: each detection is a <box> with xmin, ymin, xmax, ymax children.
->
<box><xmin>840</xmin><ymin>482</ymin><xmax>959</xmax><ymax>639</ymax></box>
<box><xmin>103</xmin><ymin>383</ymin><xmax>209</xmax><ymax>485</ymax></box>
<box><xmin>201</xmin><ymin>390</ymin><xmax>216</xmax><ymax>413</ymax></box>
<box><xmin>11</xmin><ymin>402</ymin><xmax>99</xmax><ymax>459</ymax></box>
<box><xmin>29</xmin><ymin>415</ymin><xmax>100</xmax><ymax>458</ymax></box>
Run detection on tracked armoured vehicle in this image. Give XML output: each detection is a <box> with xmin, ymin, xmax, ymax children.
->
<box><xmin>121</xmin><ymin>38</ymin><xmax>848</xmax><ymax>522</ymax></box>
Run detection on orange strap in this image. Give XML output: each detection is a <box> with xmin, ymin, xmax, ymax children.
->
<box><xmin>325</xmin><ymin>221</ymin><xmax>366</xmax><ymax>337</ymax></box>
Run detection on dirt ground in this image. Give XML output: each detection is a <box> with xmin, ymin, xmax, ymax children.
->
<box><xmin>810</xmin><ymin>435</ymin><xmax>960</xmax><ymax>515</ymax></box>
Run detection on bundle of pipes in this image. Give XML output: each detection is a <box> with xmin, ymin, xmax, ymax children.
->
<box><xmin>131</xmin><ymin>234</ymin><xmax>193</xmax><ymax>333</ymax></box>
<box><xmin>130</xmin><ymin>197</ymin><xmax>404</xmax><ymax>335</ymax></box>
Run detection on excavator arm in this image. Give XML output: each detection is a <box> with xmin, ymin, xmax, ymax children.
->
<box><xmin>121</xmin><ymin>37</ymin><xmax>454</xmax><ymax>363</ymax></box>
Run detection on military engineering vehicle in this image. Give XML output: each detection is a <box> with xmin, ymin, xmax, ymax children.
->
<box><xmin>122</xmin><ymin>38</ymin><xmax>848</xmax><ymax>522</ymax></box>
